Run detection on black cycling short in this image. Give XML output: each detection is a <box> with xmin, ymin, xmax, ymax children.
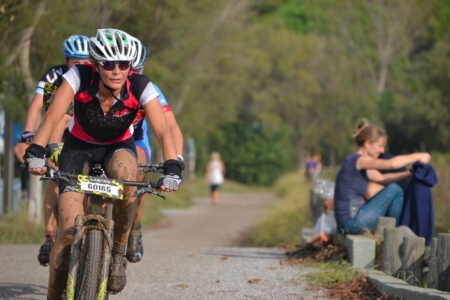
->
<box><xmin>58</xmin><ymin>133</ymin><xmax>137</xmax><ymax>194</ymax></box>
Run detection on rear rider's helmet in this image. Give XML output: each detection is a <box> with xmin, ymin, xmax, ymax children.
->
<box><xmin>62</xmin><ymin>35</ymin><xmax>89</xmax><ymax>58</ymax></box>
<box><xmin>130</xmin><ymin>38</ymin><xmax>147</xmax><ymax>71</ymax></box>
<box><xmin>89</xmin><ymin>29</ymin><xmax>137</xmax><ymax>62</ymax></box>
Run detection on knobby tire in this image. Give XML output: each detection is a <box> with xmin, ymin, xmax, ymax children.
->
<box><xmin>75</xmin><ymin>229</ymin><xmax>103</xmax><ymax>300</ymax></box>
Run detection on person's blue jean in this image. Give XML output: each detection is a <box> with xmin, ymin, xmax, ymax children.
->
<box><xmin>340</xmin><ymin>183</ymin><xmax>404</xmax><ymax>235</ymax></box>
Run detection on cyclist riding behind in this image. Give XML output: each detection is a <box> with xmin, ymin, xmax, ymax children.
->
<box><xmin>126</xmin><ymin>38</ymin><xmax>184</xmax><ymax>263</ymax></box>
<box><xmin>24</xmin><ymin>29</ymin><xmax>183</xmax><ymax>299</ymax></box>
<box><xmin>13</xmin><ymin>35</ymin><xmax>90</xmax><ymax>266</ymax></box>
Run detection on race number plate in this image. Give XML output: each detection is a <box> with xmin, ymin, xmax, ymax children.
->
<box><xmin>77</xmin><ymin>175</ymin><xmax>124</xmax><ymax>199</ymax></box>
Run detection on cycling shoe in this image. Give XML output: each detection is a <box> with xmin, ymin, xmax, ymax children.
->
<box><xmin>126</xmin><ymin>230</ymin><xmax>143</xmax><ymax>263</ymax></box>
<box><xmin>108</xmin><ymin>255</ymin><xmax>127</xmax><ymax>293</ymax></box>
<box><xmin>38</xmin><ymin>241</ymin><xmax>54</xmax><ymax>266</ymax></box>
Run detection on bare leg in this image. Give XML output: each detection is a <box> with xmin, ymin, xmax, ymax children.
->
<box><xmin>107</xmin><ymin>149</ymin><xmax>138</xmax><ymax>293</ymax></box>
<box><xmin>44</xmin><ymin>180</ymin><xmax>59</xmax><ymax>241</ymax></box>
<box><xmin>211</xmin><ymin>190</ymin><xmax>220</xmax><ymax>205</ymax></box>
<box><xmin>126</xmin><ymin>150</ymin><xmax>147</xmax><ymax>263</ymax></box>
<box><xmin>47</xmin><ymin>191</ymin><xmax>84</xmax><ymax>298</ymax></box>
<box><xmin>38</xmin><ymin>180</ymin><xmax>60</xmax><ymax>266</ymax></box>
<box><xmin>107</xmin><ymin>150</ymin><xmax>138</xmax><ymax>244</ymax></box>
<box><xmin>132</xmin><ymin>150</ymin><xmax>148</xmax><ymax>228</ymax></box>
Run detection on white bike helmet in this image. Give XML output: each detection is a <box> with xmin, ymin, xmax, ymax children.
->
<box><xmin>89</xmin><ymin>29</ymin><xmax>137</xmax><ymax>62</ymax></box>
<box><xmin>131</xmin><ymin>38</ymin><xmax>147</xmax><ymax>70</ymax></box>
<box><xmin>62</xmin><ymin>35</ymin><xmax>89</xmax><ymax>58</ymax></box>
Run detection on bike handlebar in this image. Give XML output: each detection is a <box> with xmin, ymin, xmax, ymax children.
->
<box><xmin>42</xmin><ymin>167</ymin><xmax>165</xmax><ymax>200</ymax></box>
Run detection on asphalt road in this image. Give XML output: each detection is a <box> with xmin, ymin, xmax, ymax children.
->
<box><xmin>0</xmin><ymin>193</ymin><xmax>329</xmax><ymax>300</ymax></box>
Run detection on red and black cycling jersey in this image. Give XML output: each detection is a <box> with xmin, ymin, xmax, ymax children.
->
<box><xmin>63</xmin><ymin>64</ymin><xmax>158</xmax><ymax>144</ymax></box>
<box><xmin>36</xmin><ymin>64</ymin><xmax>74</xmax><ymax>116</ymax></box>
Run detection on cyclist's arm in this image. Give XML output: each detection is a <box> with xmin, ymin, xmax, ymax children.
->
<box><xmin>23</xmin><ymin>92</ymin><xmax>44</xmax><ymax>133</ymax></box>
<box><xmin>33</xmin><ymin>80</ymin><xmax>74</xmax><ymax>148</ymax></box>
<box><xmin>49</xmin><ymin>114</ymin><xmax>71</xmax><ymax>144</ymax></box>
<box><xmin>164</xmin><ymin>110</ymin><xmax>183</xmax><ymax>156</ymax></box>
<box><xmin>143</xmin><ymin>98</ymin><xmax>177</xmax><ymax>161</ymax></box>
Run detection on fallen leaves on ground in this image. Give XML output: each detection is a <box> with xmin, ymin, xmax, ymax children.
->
<box><xmin>248</xmin><ymin>279</ymin><xmax>262</xmax><ymax>284</ymax></box>
<box><xmin>284</xmin><ymin>240</ymin><xmax>400</xmax><ymax>300</ymax></box>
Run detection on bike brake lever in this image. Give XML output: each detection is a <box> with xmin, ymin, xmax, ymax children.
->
<box><xmin>150</xmin><ymin>191</ymin><xmax>166</xmax><ymax>200</ymax></box>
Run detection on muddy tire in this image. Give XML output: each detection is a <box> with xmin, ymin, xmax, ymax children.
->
<box><xmin>75</xmin><ymin>230</ymin><xmax>103</xmax><ymax>300</ymax></box>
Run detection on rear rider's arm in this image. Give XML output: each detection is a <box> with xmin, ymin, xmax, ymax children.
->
<box><xmin>24</xmin><ymin>93</ymin><xmax>44</xmax><ymax>133</ymax></box>
<box><xmin>33</xmin><ymin>80</ymin><xmax>74</xmax><ymax>148</ymax></box>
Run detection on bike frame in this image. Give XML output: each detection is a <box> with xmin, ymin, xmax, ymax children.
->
<box><xmin>42</xmin><ymin>164</ymin><xmax>163</xmax><ymax>300</ymax></box>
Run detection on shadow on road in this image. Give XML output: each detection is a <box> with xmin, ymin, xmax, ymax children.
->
<box><xmin>0</xmin><ymin>283</ymin><xmax>47</xmax><ymax>299</ymax></box>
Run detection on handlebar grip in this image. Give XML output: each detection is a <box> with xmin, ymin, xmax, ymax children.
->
<box><xmin>150</xmin><ymin>181</ymin><xmax>159</xmax><ymax>189</ymax></box>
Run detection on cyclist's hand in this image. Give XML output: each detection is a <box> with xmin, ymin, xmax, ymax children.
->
<box><xmin>158</xmin><ymin>174</ymin><xmax>182</xmax><ymax>191</ymax></box>
<box><xmin>24</xmin><ymin>144</ymin><xmax>47</xmax><ymax>175</ymax></box>
<box><xmin>159</xmin><ymin>159</ymin><xmax>183</xmax><ymax>191</ymax></box>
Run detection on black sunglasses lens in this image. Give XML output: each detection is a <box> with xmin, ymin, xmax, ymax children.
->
<box><xmin>101</xmin><ymin>61</ymin><xmax>130</xmax><ymax>71</ymax></box>
<box><xmin>118</xmin><ymin>62</ymin><xmax>130</xmax><ymax>70</ymax></box>
<box><xmin>102</xmin><ymin>62</ymin><xmax>115</xmax><ymax>71</ymax></box>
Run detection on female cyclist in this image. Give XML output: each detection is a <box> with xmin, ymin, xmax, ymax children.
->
<box><xmin>24</xmin><ymin>29</ymin><xmax>182</xmax><ymax>299</ymax></box>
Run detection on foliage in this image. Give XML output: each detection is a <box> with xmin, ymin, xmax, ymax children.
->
<box><xmin>430</xmin><ymin>153</ymin><xmax>450</xmax><ymax>235</ymax></box>
<box><xmin>2</xmin><ymin>0</ymin><xmax>449</xmax><ymax>181</ymax></box>
<box><xmin>0</xmin><ymin>203</ymin><xmax>44</xmax><ymax>244</ymax></box>
<box><xmin>210</xmin><ymin>118</ymin><xmax>295</xmax><ymax>185</ymax></box>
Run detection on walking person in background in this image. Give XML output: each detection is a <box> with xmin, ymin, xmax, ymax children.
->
<box><xmin>334</xmin><ymin>118</ymin><xmax>431</xmax><ymax>235</ymax></box>
<box><xmin>204</xmin><ymin>152</ymin><xmax>226</xmax><ymax>205</ymax></box>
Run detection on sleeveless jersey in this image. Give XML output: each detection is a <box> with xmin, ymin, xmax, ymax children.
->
<box><xmin>35</xmin><ymin>64</ymin><xmax>74</xmax><ymax>115</ymax></box>
<box><xmin>63</xmin><ymin>64</ymin><xmax>158</xmax><ymax>144</ymax></box>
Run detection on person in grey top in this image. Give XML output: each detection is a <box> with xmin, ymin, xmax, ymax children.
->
<box><xmin>334</xmin><ymin>118</ymin><xmax>431</xmax><ymax>234</ymax></box>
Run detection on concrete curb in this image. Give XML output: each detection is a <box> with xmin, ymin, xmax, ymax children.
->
<box><xmin>365</xmin><ymin>269</ymin><xmax>450</xmax><ymax>300</ymax></box>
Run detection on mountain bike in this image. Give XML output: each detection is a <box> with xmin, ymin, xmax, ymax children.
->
<box><xmin>41</xmin><ymin>163</ymin><xmax>165</xmax><ymax>300</ymax></box>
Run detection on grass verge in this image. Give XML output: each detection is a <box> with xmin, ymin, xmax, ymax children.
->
<box><xmin>303</xmin><ymin>260</ymin><xmax>364</xmax><ymax>286</ymax></box>
<box><xmin>250</xmin><ymin>172</ymin><xmax>313</xmax><ymax>247</ymax></box>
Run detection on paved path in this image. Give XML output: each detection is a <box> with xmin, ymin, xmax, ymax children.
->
<box><xmin>0</xmin><ymin>193</ymin><xmax>329</xmax><ymax>300</ymax></box>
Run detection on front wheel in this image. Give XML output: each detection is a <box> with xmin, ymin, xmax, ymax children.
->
<box><xmin>75</xmin><ymin>229</ymin><xmax>103</xmax><ymax>300</ymax></box>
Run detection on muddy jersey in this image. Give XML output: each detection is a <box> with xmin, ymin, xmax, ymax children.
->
<box><xmin>35</xmin><ymin>64</ymin><xmax>74</xmax><ymax>116</ymax></box>
<box><xmin>63</xmin><ymin>64</ymin><xmax>159</xmax><ymax>144</ymax></box>
<box><xmin>132</xmin><ymin>83</ymin><xmax>171</xmax><ymax>141</ymax></box>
